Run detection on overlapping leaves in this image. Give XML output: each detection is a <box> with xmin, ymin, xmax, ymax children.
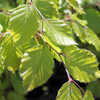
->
<box><xmin>44</xmin><ymin>19</ymin><xmax>77</xmax><ymax>47</ymax></box>
<box><xmin>36</xmin><ymin>0</ymin><xmax>58</xmax><ymax>19</ymax></box>
<box><xmin>72</xmin><ymin>22</ymin><xmax>100</xmax><ymax>51</ymax></box>
<box><xmin>1</xmin><ymin>35</ymin><xmax>21</xmax><ymax>72</ymax></box>
<box><xmin>19</xmin><ymin>45</ymin><xmax>54</xmax><ymax>91</ymax></box>
<box><xmin>9</xmin><ymin>4</ymin><xmax>39</xmax><ymax>46</ymax></box>
<box><xmin>66</xmin><ymin>0</ymin><xmax>84</xmax><ymax>13</ymax></box>
<box><xmin>0</xmin><ymin>0</ymin><xmax>100</xmax><ymax>99</ymax></box>
<box><xmin>0</xmin><ymin>13</ymin><xmax>8</xmax><ymax>32</ymax></box>
<box><xmin>56</xmin><ymin>81</ymin><xmax>82</xmax><ymax>100</ymax></box>
<box><xmin>63</xmin><ymin>47</ymin><xmax>100</xmax><ymax>82</ymax></box>
<box><xmin>83</xmin><ymin>90</ymin><xmax>94</xmax><ymax>100</ymax></box>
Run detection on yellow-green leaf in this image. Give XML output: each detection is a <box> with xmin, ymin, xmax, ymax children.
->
<box><xmin>56</xmin><ymin>81</ymin><xmax>82</xmax><ymax>100</ymax></box>
<box><xmin>19</xmin><ymin>45</ymin><xmax>54</xmax><ymax>91</ymax></box>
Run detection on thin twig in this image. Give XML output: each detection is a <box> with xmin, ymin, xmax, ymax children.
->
<box><xmin>29</xmin><ymin>1</ymin><xmax>45</xmax><ymax>20</ymax></box>
<box><xmin>0</xmin><ymin>9</ymin><xmax>11</xmax><ymax>15</ymax></box>
<box><xmin>61</xmin><ymin>19</ymin><xmax>84</xmax><ymax>28</ymax></box>
<box><xmin>72</xmin><ymin>79</ymin><xmax>85</xmax><ymax>94</ymax></box>
<box><xmin>61</xmin><ymin>19</ymin><xmax>89</xmax><ymax>35</ymax></box>
<box><xmin>58</xmin><ymin>54</ymin><xmax>70</xmax><ymax>79</ymax></box>
<box><xmin>38</xmin><ymin>33</ymin><xmax>70</xmax><ymax>79</ymax></box>
<box><xmin>38</xmin><ymin>33</ymin><xmax>86</xmax><ymax>95</ymax></box>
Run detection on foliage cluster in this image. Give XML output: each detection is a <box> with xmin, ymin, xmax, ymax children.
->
<box><xmin>0</xmin><ymin>0</ymin><xmax>100</xmax><ymax>100</ymax></box>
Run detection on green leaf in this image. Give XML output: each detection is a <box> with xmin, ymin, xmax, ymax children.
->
<box><xmin>7</xmin><ymin>92</ymin><xmax>25</xmax><ymax>100</ymax></box>
<box><xmin>71</xmin><ymin>22</ymin><xmax>86</xmax><ymax>43</ymax></box>
<box><xmin>50</xmin><ymin>0</ymin><xmax>59</xmax><ymax>10</ymax></box>
<box><xmin>42</xmin><ymin>34</ymin><xmax>62</xmax><ymax>62</ymax></box>
<box><xmin>19</xmin><ymin>45</ymin><xmax>54</xmax><ymax>91</ymax></box>
<box><xmin>0</xmin><ymin>96</ymin><xmax>6</xmax><ymax>100</ymax></box>
<box><xmin>64</xmin><ymin>48</ymin><xmax>99</xmax><ymax>83</ymax></box>
<box><xmin>0</xmin><ymin>47</ymin><xmax>4</xmax><ymax>76</ymax></box>
<box><xmin>17</xmin><ymin>0</ymin><xmax>25</xmax><ymax>5</ymax></box>
<box><xmin>61</xmin><ymin>45</ymin><xmax>78</xmax><ymax>53</ymax></box>
<box><xmin>85</xmin><ymin>0</ymin><xmax>100</xmax><ymax>4</ymax></box>
<box><xmin>56</xmin><ymin>81</ymin><xmax>82</xmax><ymax>100</ymax></box>
<box><xmin>36</xmin><ymin>0</ymin><xmax>58</xmax><ymax>19</ymax></box>
<box><xmin>16</xmin><ymin>36</ymin><xmax>39</xmax><ymax>58</ymax></box>
<box><xmin>72</xmin><ymin>21</ymin><xmax>100</xmax><ymax>51</ymax></box>
<box><xmin>1</xmin><ymin>34</ymin><xmax>21</xmax><ymax>72</ymax></box>
<box><xmin>83</xmin><ymin>90</ymin><xmax>94</xmax><ymax>100</ymax></box>
<box><xmin>10</xmin><ymin>73</ymin><xmax>25</xmax><ymax>95</ymax></box>
<box><xmin>83</xmin><ymin>9</ymin><xmax>100</xmax><ymax>34</ymax></box>
<box><xmin>66</xmin><ymin>0</ymin><xmax>84</xmax><ymax>13</ymax></box>
<box><xmin>0</xmin><ymin>24</ymin><xmax>3</xmax><ymax>32</ymax></box>
<box><xmin>86</xmin><ymin>28</ymin><xmax>100</xmax><ymax>51</ymax></box>
<box><xmin>86</xmin><ymin>79</ymin><xmax>100</xmax><ymax>97</ymax></box>
<box><xmin>9</xmin><ymin>4</ymin><xmax>39</xmax><ymax>46</ymax></box>
<box><xmin>0</xmin><ymin>13</ymin><xmax>8</xmax><ymax>32</ymax></box>
<box><xmin>44</xmin><ymin>19</ymin><xmax>77</xmax><ymax>47</ymax></box>
<box><xmin>0</xmin><ymin>0</ymin><xmax>9</xmax><ymax>5</ymax></box>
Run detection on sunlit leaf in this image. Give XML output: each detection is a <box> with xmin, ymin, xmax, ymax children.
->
<box><xmin>9</xmin><ymin>4</ymin><xmax>39</xmax><ymax>46</ymax></box>
<box><xmin>44</xmin><ymin>19</ymin><xmax>77</xmax><ymax>47</ymax></box>
<box><xmin>42</xmin><ymin>34</ymin><xmax>62</xmax><ymax>62</ymax></box>
<box><xmin>83</xmin><ymin>90</ymin><xmax>94</xmax><ymax>100</ymax></box>
<box><xmin>16</xmin><ymin>36</ymin><xmax>39</xmax><ymax>58</ymax></box>
<box><xmin>50</xmin><ymin>0</ymin><xmax>59</xmax><ymax>10</ymax></box>
<box><xmin>1</xmin><ymin>35</ymin><xmax>21</xmax><ymax>72</ymax></box>
<box><xmin>0</xmin><ymin>13</ymin><xmax>8</xmax><ymax>32</ymax></box>
<box><xmin>0</xmin><ymin>24</ymin><xmax>3</xmax><ymax>32</ymax></box>
<box><xmin>64</xmin><ymin>48</ymin><xmax>99</xmax><ymax>83</ymax></box>
<box><xmin>36</xmin><ymin>0</ymin><xmax>58</xmax><ymax>19</ymax></box>
<box><xmin>72</xmin><ymin>21</ymin><xmax>100</xmax><ymax>51</ymax></box>
<box><xmin>86</xmin><ymin>28</ymin><xmax>100</xmax><ymax>51</ymax></box>
<box><xmin>19</xmin><ymin>45</ymin><xmax>54</xmax><ymax>91</ymax></box>
<box><xmin>17</xmin><ymin>0</ymin><xmax>25</xmax><ymax>5</ymax></box>
<box><xmin>56</xmin><ymin>81</ymin><xmax>82</xmax><ymax>100</ymax></box>
<box><xmin>66</xmin><ymin>0</ymin><xmax>85</xmax><ymax>13</ymax></box>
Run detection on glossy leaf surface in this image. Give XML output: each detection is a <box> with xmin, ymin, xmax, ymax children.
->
<box><xmin>66</xmin><ymin>0</ymin><xmax>84</xmax><ymax>13</ymax></box>
<box><xmin>64</xmin><ymin>48</ymin><xmax>99</xmax><ymax>82</ymax></box>
<box><xmin>0</xmin><ymin>13</ymin><xmax>7</xmax><ymax>32</ymax></box>
<box><xmin>44</xmin><ymin>19</ymin><xmax>77</xmax><ymax>47</ymax></box>
<box><xmin>19</xmin><ymin>45</ymin><xmax>54</xmax><ymax>91</ymax></box>
<box><xmin>72</xmin><ymin>22</ymin><xmax>100</xmax><ymax>51</ymax></box>
<box><xmin>36</xmin><ymin>0</ymin><xmax>58</xmax><ymax>19</ymax></box>
<box><xmin>1</xmin><ymin>35</ymin><xmax>21</xmax><ymax>72</ymax></box>
<box><xmin>56</xmin><ymin>81</ymin><xmax>82</xmax><ymax>100</ymax></box>
<box><xmin>9</xmin><ymin>4</ymin><xmax>39</xmax><ymax>46</ymax></box>
<box><xmin>42</xmin><ymin>34</ymin><xmax>62</xmax><ymax>62</ymax></box>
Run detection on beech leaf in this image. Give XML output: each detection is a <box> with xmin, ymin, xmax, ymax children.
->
<box><xmin>56</xmin><ymin>81</ymin><xmax>82</xmax><ymax>100</ymax></box>
<box><xmin>19</xmin><ymin>45</ymin><xmax>54</xmax><ymax>91</ymax></box>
